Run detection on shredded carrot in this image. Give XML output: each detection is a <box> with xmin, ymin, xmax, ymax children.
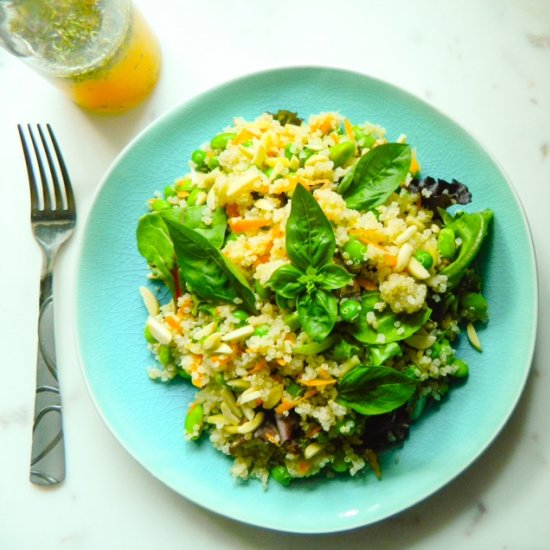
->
<box><xmin>253</xmin><ymin>254</ymin><xmax>271</xmax><ymax>267</ymax></box>
<box><xmin>228</xmin><ymin>217</ymin><xmax>271</xmax><ymax>233</ymax></box>
<box><xmin>299</xmin><ymin>378</ymin><xmax>337</xmax><ymax>387</ymax></box>
<box><xmin>303</xmin><ymin>389</ymin><xmax>318</xmax><ymax>399</ymax></box>
<box><xmin>365</xmin><ymin>449</ymin><xmax>382</xmax><ymax>479</ymax></box>
<box><xmin>344</xmin><ymin>118</ymin><xmax>355</xmax><ymax>142</ymax></box>
<box><xmin>410</xmin><ymin>149</ymin><xmax>421</xmax><ymax>176</ymax></box>
<box><xmin>383</xmin><ymin>254</ymin><xmax>397</xmax><ymax>268</ymax></box>
<box><xmin>297</xmin><ymin>460</ymin><xmax>311</xmax><ymax>475</ymax></box>
<box><xmin>225</xmin><ymin>203</ymin><xmax>240</xmax><ymax>218</ymax></box>
<box><xmin>165</xmin><ymin>315</ymin><xmax>182</xmax><ymax>333</ymax></box>
<box><xmin>190</xmin><ymin>355</ymin><xmax>205</xmax><ymax>388</ymax></box>
<box><xmin>306</xmin><ymin>425</ymin><xmax>322</xmax><ymax>438</ymax></box>
<box><xmin>275</xmin><ymin>398</ymin><xmax>298</xmax><ymax>415</ymax></box>
<box><xmin>231</xmin><ymin>129</ymin><xmax>255</xmax><ymax>146</ymax></box>
<box><xmin>350</xmin><ymin>228</ymin><xmax>386</xmax><ymax>244</ymax></box>
<box><xmin>356</xmin><ymin>277</ymin><xmax>378</xmax><ymax>291</ymax></box>
<box><xmin>177</xmin><ymin>191</ymin><xmax>189</xmax><ymax>199</ymax></box>
<box><xmin>249</xmin><ymin>360</ymin><xmax>267</xmax><ymax>374</ymax></box>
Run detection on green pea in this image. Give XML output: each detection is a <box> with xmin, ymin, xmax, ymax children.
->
<box><xmin>329</xmin><ymin>141</ymin><xmax>355</xmax><ymax>168</ymax></box>
<box><xmin>210</xmin><ymin>132</ymin><xmax>236</xmax><ymax>150</ymax></box>
<box><xmin>452</xmin><ymin>358</ymin><xmax>469</xmax><ymax>378</ymax></box>
<box><xmin>191</xmin><ymin>149</ymin><xmax>207</xmax><ymax>168</ymax></box>
<box><xmin>438</xmin><ymin>227</ymin><xmax>457</xmax><ymax>260</ymax></box>
<box><xmin>461</xmin><ymin>292</ymin><xmax>488</xmax><ymax>321</ymax></box>
<box><xmin>158</xmin><ymin>345</ymin><xmax>172</xmax><ymax>366</ymax></box>
<box><xmin>343</xmin><ymin>238</ymin><xmax>368</xmax><ymax>264</ymax></box>
<box><xmin>254</xmin><ymin>325</ymin><xmax>270</xmax><ymax>337</ymax></box>
<box><xmin>149</xmin><ymin>198</ymin><xmax>170</xmax><ymax>211</ymax></box>
<box><xmin>233</xmin><ymin>310</ymin><xmax>249</xmax><ymax>325</ymax></box>
<box><xmin>414</xmin><ymin>250</ymin><xmax>434</xmax><ymax>270</ymax></box>
<box><xmin>284</xmin><ymin>143</ymin><xmax>297</xmax><ymax>160</ymax></box>
<box><xmin>283</xmin><ymin>311</ymin><xmax>301</xmax><ymax>331</ymax></box>
<box><xmin>339</xmin><ymin>299</ymin><xmax>361</xmax><ymax>323</ymax></box>
<box><xmin>164</xmin><ymin>185</ymin><xmax>177</xmax><ymax>198</ymax></box>
<box><xmin>144</xmin><ymin>325</ymin><xmax>156</xmax><ymax>344</ymax></box>
<box><xmin>184</xmin><ymin>403</ymin><xmax>204</xmax><ymax>440</ymax></box>
<box><xmin>206</xmin><ymin>156</ymin><xmax>220</xmax><ymax>170</ymax></box>
<box><xmin>271</xmin><ymin>465</ymin><xmax>292</xmax><ymax>487</ymax></box>
<box><xmin>187</xmin><ymin>188</ymin><xmax>201</xmax><ymax>206</ymax></box>
<box><xmin>331</xmin><ymin>454</ymin><xmax>349</xmax><ymax>473</ymax></box>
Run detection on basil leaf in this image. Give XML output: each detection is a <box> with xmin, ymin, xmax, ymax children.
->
<box><xmin>164</xmin><ymin>218</ymin><xmax>257</xmax><ymax>314</ymax></box>
<box><xmin>342</xmin><ymin>143</ymin><xmax>411</xmax><ymax>211</ymax></box>
<box><xmin>441</xmin><ymin>210</ymin><xmax>493</xmax><ymax>289</ymax></box>
<box><xmin>337</xmin><ymin>365</ymin><xmax>417</xmax><ymax>416</ymax></box>
<box><xmin>181</xmin><ymin>205</ymin><xmax>227</xmax><ymax>249</ymax></box>
<box><xmin>317</xmin><ymin>263</ymin><xmax>354</xmax><ymax>290</ymax></box>
<box><xmin>297</xmin><ymin>289</ymin><xmax>338</xmax><ymax>342</ymax></box>
<box><xmin>136</xmin><ymin>213</ymin><xmax>176</xmax><ymax>295</ymax></box>
<box><xmin>267</xmin><ymin>264</ymin><xmax>305</xmax><ymax>299</ymax></box>
<box><xmin>352</xmin><ymin>292</ymin><xmax>431</xmax><ymax>345</ymax></box>
<box><xmin>286</xmin><ymin>184</ymin><xmax>335</xmax><ymax>271</ymax></box>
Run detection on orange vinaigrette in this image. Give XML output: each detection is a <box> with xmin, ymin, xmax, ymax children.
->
<box><xmin>2</xmin><ymin>0</ymin><xmax>161</xmax><ymax>114</ymax></box>
<box><xmin>56</xmin><ymin>7</ymin><xmax>161</xmax><ymax>113</ymax></box>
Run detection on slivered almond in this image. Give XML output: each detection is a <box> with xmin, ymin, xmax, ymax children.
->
<box><xmin>146</xmin><ymin>317</ymin><xmax>172</xmax><ymax>345</ymax></box>
<box><xmin>139</xmin><ymin>286</ymin><xmax>159</xmax><ymax>316</ymax></box>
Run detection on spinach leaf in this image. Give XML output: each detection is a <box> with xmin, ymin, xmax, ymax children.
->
<box><xmin>341</xmin><ymin>143</ymin><xmax>411</xmax><ymax>212</ymax></box>
<box><xmin>441</xmin><ymin>209</ymin><xmax>493</xmax><ymax>289</ymax></box>
<box><xmin>180</xmin><ymin>205</ymin><xmax>227</xmax><ymax>249</ymax></box>
<box><xmin>297</xmin><ymin>289</ymin><xmax>338</xmax><ymax>342</ymax></box>
<box><xmin>164</xmin><ymin>218</ymin><xmax>257</xmax><ymax>314</ymax></box>
<box><xmin>136</xmin><ymin>213</ymin><xmax>176</xmax><ymax>296</ymax></box>
<box><xmin>266</xmin><ymin>264</ymin><xmax>304</xmax><ymax>299</ymax></box>
<box><xmin>337</xmin><ymin>365</ymin><xmax>418</xmax><ymax>416</ymax></box>
<box><xmin>286</xmin><ymin>183</ymin><xmax>336</xmax><ymax>271</ymax></box>
<box><xmin>316</xmin><ymin>264</ymin><xmax>354</xmax><ymax>290</ymax></box>
<box><xmin>352</xmin><ymin>292</ymin><xmax>431</xmax><ymax>345</ymax></box>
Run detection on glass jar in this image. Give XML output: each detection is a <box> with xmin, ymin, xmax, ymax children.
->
<box><xmin>0</xmin><ymin>0</ymin><xmax>162</xmax><ymax>114</ymax></box>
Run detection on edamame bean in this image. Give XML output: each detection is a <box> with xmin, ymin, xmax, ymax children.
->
<box><xmin>206</xmin><ymin>156</ymin><xmax>220</xmax><ymax>170</ymax></box>
<box><xmin>452</xmin><ymin>358</ymin><xmax>469</xmax><ymax>378</ymax></box>
<box><xmin>187</xmin><ymin>188</ymin><xmax>201</xmax><ymax>206</ymax></box>
<box><xmin>184</xmin><ymin>403</ymin><xmax>204</xmax><ymax>440</ymax></box>
<box><xmin>339</xmin><ymin>299</ymin><xmax>361</xmax><ymax>323</ymax></box>
<box><xmin>210</xmin><ymin>132</ymin><xmax>236</xmax><ymax>150</ymax></box>
<box><xmin>158</xmin><ymin>345</ymin><xmax>172</xmax><ymax>366</ymax></box>
<box><xmin>331</xmin><ymin>454</ymin><xmax>349</xmax><ymax>473</ymax></box>
<box><xmin>329</xmin><ymin>141</ymin><xmax>355</xmax><ymax>168</ymax></box>
<box><xmin>460</xmin><ymin>292</ymin><xmax>488</xmax><ymax>320</ymax></box>
<box><xmin>144</xmin><ymin>325</ymin><xmax>156</xmax><ymax>344</ymax></box>
<box><xmin>175</xmin><ymin>179</ymin><xmax>194</xmax><ymax>192</ymax></box>
<box><xmin>191</xmin><ymin>149</ymin><xmax>207</xmax><ymax>168</ymax></box>
<box><xmin>164</xmin><ymin>185</ymin><xmax>177</xmax><ymax>198</ymax></box>
<box><xmin>438</xmin><ymin>227</ymin><xmax>457</xmax><ymax>260</ymax></box>
<box><xmin>271</xmin><ymin>465</ymin><xmax>292</xmax><ymax>486</ymax></box>
<box><xmin>233</xmin><ymin>310</ymin><xmax>249</xmax><ymax>325</ymax></box>
<box><xmin>414</xmin><ymin>250</ymin><xmax>434</xmax><ymax>270</ymax></box>
<box><xmin>343</xmin><ymin>238</ymin><xmax>368</xmax><ymax>264</ymax></box>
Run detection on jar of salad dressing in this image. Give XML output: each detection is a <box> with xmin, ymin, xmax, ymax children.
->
<box><xmin>0</xmin><ymin>0</ymin><xmax>161</xmax><ymax>114</ymax></box>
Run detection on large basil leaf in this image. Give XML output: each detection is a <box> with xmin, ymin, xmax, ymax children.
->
<box><xmin>286</xmin><ymin>184</ymin><xmax>336</xmax><ymax>271</ymax></box>
<box><xmin>316</xmin><ymin>263</ymin><xmax>354</xmax><ymax>290</ymax></box>
<box><xmin>180</xmin><ymin>205</ymin><xmax>227</xmax><ymax>249</ymax></box>
<box><xmin>341</xmin><ymin>143</ymin><xmax>411</xmax><ymax>212</ymax></box>
<box><xmin>164</xmin><ymin>218</ymin><xmax>257</xmax><ymax>314</ymax></box>
<box><xmin>266</xmin><ymin>264</ymin><xmax>305</xmax><ymax>299</ymax></box>
<box><xmin>297</xmin><ymin>289</ymin><xmax>338</xmax><ymax>342</ymax></box>
<box><xmin>441</xmin><ymin>209</ymin><xmax>493</xmax><ymax>289</ymax></box>
<box><xmin>337</xmin><ymin>365</ymin><xmax>418</xmax><ymax>416</ymax></box>
<box><xmin>136</xmin><ymin>213</ymin><xmax>176</xmax><ymax>295</ymax></box>
<box><xmin>352</xmin><ymin>292</ymin><xmax>431</xmax><ymax>345</ymax></box>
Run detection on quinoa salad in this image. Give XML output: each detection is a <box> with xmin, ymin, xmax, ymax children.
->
<box><xmin>136</xmin><ymin>110</ymin><xmax>493</xmax><ymax>487</ymax></box>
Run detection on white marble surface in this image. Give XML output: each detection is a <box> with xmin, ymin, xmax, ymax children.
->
<box><xmin>1</xmin><ymin>1</ymin><xmax>549</xmax><ymax>548</ymax></box>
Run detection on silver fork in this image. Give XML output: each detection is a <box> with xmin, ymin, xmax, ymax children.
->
<box><xmin>18</xmin><ymin>124</ymin><xmax>76</xmax><ymax>486</ymax></box>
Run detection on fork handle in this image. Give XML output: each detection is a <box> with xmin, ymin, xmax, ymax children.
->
<box><xmin>30</xmin><ymin>266</ymin><xmax>66</xmax><ymax>486</ymax></box>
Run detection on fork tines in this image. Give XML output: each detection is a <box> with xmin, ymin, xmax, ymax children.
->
<box><xmin>17</xmin><ymin>124</ymin><xmax>75</xmax><ymax>216</ymax></box>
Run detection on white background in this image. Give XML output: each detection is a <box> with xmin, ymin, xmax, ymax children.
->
<box><xmin>1</xmin><ymin>1</ymin><xmax>549</xmax><ymax>548</ymax></box>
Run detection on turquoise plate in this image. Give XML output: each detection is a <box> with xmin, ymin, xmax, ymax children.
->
<box><xmin>76</xmin><ymin>67</ymin><xmax>537</xmax><ymax>533</ymax></box>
